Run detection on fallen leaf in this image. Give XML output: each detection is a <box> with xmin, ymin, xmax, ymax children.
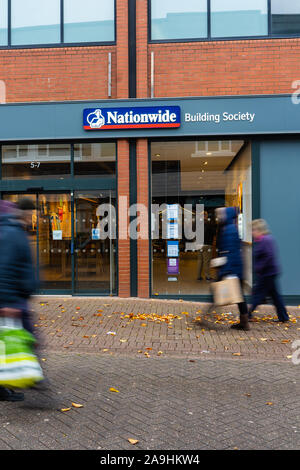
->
<box><xmin>266</xmin><ymin>402</ymin><xmax>273</xmax><ymax>406</ymax></box>
<box><xmin>61</xmin><ymin>408</ymin><xmax>71</xmax><ymax>412</ymax></box>
<box><xmin>128</xmin><ymin>438</ymin><xmax>139</xmax><ymax>445</ymax></box>
<box><xmin>76</xmin><ymin>307</ymin><xmax>81</xmax><ymax>310</ymax></box>
<box><xmin>72</xmin><ymin>403</ymin><xmax>84</xmax><ymax>408</ymax></box>
<box><xmin>244</xmin><ymin>393</ymin><xmax>252</xmax><ymax>397</ymax></box>
<box><xmin>106</xmin><ymin>331</ymin><xmax>116</xmax><ymax>335</ymax></box>
<box><xmin>281</xmin><ymin>339</ymin><xmax>291</xmax><ymax>344</ymax></box>
<box><xmin>145</xmin><ymin>347</ymin><xmax>152</xmax><ymax>350</ymax></box>
<box><xmin>120</xmin><ymin>339</ymin><xmax>127</xmax><ymax>343</ymax></box>
<box><xmin>157</xmin><ymin>351</ymin><xmax>163</xmax><ymax>356</ymax></box>
<box><xmin>103</xmin><ymin>349</ymin><xmax>109</xmax><ymax>352</ymax></box>
<box><xmin>232</xmin><ymin>352</ymin><xmax>242</xmax><ymax>356</ymax></box>
<box><xmin>109</xmin><ymin>388</ymin><xmax>120</xmax><ymax>393</ymax></box>
<box><xmin>260</xmin><ymin>338</ymin><xmax>268</xmax><ymax>341</ymax></box>
<box><xmin>286</xmin><ymin>355</ymin><xmax>292</xmax><ymax>359</ymax></box>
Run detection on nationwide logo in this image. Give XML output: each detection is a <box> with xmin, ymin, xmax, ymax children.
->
<box><xmin>83</xmin><ymin>106</ymin><xmax>181</xmax><ymax>130</ymax></box>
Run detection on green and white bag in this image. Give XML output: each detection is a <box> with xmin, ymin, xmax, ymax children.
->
<box><xmin>0</xmin><ymin>318</ymin><xmax>44</xmax><ymax>389</ymax></box>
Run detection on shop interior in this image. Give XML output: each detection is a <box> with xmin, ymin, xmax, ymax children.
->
<box><xmin>3</xmin><ymin>191</ymin><xmax>116</xmax><ymax>293</ymax></box>
<box><xmin>151</xmin><ymin>139</ymin><xmax>252</xmax><ymax>296</ymax></box>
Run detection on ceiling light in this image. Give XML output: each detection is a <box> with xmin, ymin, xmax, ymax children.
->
<box><xmin>155</xmin><ymin>153</ymin><xmax>160</xmax><ymax>157</ymax></box>
<box><xmin>206</xmin><ymin>152</ymin><xmax>212</xmax><ymax>155</ymax></box>
<box><xmin>204</xmin><ymin>161</ymin><xmax>208</xmax><ymax>165</ymax></box>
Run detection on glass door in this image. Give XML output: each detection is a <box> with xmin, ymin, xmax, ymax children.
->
<box><xmin>74</xmin><ymin>190</ymin><xmax>117</xmax><ymax>294</ymax></box>
<box><xmin>2</xmin><ymin>190</ymin><xmax>117</xmax><ymax>295</ymax></box>
<box><xmin>2</xmin><ymin>192</ymin><xmax>72</xmax><ymax>292</ymax></box>
<box><xmin>38</xmin><ymin>193</ymin><xmax>72</xmax><ymax>291</ymax></box>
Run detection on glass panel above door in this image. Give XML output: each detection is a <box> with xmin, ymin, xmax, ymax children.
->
<box><xmin>74</xmin><ymin>143</ymin><xmax>116</xmax><ymax>178</ymax></box>
<box><xmin>2</xmin><ymin>144</ymin><xmax>71</xmax><ymax>180</ymax></box>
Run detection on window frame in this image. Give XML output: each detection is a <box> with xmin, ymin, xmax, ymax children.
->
<box><xmin>0</xmin><ymin>0</ymin><xmax>116</xmax><ymax>49</ymax></box>
<box><xmin>148</xmin><ymin>0</ymin><xmax>300</xmax><ymax>43</ymax></box>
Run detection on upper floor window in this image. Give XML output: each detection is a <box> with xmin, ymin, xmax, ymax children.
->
<box><xmin>64</xmin><ymin>0</ymin><xmax>114</xmax><ymax>43</ymax></box>
<box><xmin>150</xmin><ymin>0</ymin><xmax>300</xmax><ymax>41</ymax></box>
<box><xmin>0</xmin><ymin>0</ymin><xmax>115</xmax><ymax>47</ymax></box>
<box><xmin>271</xmin><ymin>1</ymin><xmax>300</xmax><ymax>35</ymax></box>
<box><xmin>0</xmin><ymin>0</ymin><xmax>8</xmax><ymax>45</ymax></box>
<box><xmin>211</xmin><ymin>0</ymin><xmax>268</xmax><ymax>38</ymax></box>
<box><xmin>151</xmin><ymin>0</ymin><xmax>207</xmax><ymax>40</ymax></box>
<box><xmin>11</xmin><ymin>0</ymin><xmax>61</xmax><ymax>45</ymax></box>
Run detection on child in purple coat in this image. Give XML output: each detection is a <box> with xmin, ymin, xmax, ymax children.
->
<box><xmin>249</xmin><ymin>219</ymin><xmax>289</xmax><ymax>323</ymax></box>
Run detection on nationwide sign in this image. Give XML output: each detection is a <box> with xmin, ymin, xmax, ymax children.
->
<box><xmin>83</xmin><ymin>106</ymin><xmax>181</xmax><ymax>130</ymax></box>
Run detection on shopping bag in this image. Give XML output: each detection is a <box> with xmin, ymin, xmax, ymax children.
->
<box><xmin>0</xmin><ymin>318</ymin><xmax>44</xmax><ymax>389</ymax></box>
<box><xmin>210</xmin><ymin>276</ymin><xmax>244</xmax><ymax>306</ymax></box>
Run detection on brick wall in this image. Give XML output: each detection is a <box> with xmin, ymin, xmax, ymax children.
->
<box><xmin>149</xmin><ymin>38</ymin><xmax>300</xmax><ymax>98</ymax></box>
<box><xmin>0</xmin><ymin>46</ymin><xmax>116</xmax><ymax>102</ymax></box>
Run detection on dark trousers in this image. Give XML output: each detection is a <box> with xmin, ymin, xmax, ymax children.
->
<box><xmin>249</xmin><ymin>275</ymin><xmax>289</xmax><ymax>321</ymax></box>
<box><xmin>237</xmin><ymin>279</ymin><xmax>248</xmax><ymax>318</ymax></box>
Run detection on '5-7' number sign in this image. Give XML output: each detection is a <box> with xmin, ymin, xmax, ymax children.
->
<box><xmin>30</xmin><ymin>162</ymin><xmax>41</xmax><ymax>168</ymax></box>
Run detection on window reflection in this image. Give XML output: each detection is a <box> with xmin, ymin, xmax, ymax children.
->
<box><xmin>11</xmin><ymin>0</ymin><xmax>60</xmax><ymax>45</ymax></box>
<box><xmin>151</xmin><ymin>140</ymin><xmax>252</xmax><ymax>296</ymax></box>
<box><xmin>64</xmin><ymin>0</ymin><xmax>115</xmax><ymax>43</ymax></box>
<box><xmin>211</xmin><ymin>0</ymin><xmax>268</xmax><ymax>38</ymax></box>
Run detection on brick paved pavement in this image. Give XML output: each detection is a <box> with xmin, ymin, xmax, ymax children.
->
<box><xmin>0</xmin><ymin>297</ymin><xmax>299</xmax><ymax>451</ymax></box>
<box><xmin>31</xmin><ymin>296</ymin><xmax>300</xmax><ymax>361</ymax></box>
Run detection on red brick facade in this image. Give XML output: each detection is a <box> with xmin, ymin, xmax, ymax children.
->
<box><xmin>1</xmin><ymin>1</ymin><xmax>300</xmax><ymax>297</ymax></box>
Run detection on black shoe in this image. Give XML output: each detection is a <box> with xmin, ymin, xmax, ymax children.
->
<box><xmin>0</xmin><ymin>388</ymin><xmax>24</xmax><ymax>402</ymax></box>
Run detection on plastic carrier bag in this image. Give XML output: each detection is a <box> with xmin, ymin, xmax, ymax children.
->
<box><xmin>0</xmin><ymin>317</ymin><xmax>44</xmax><ymax>389</ymax></box>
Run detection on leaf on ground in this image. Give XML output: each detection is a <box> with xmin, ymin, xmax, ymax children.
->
<box><xmin>128</xmin><ymin>438</ymin><xmax>139</xmax><ymax>445</ymax></box>
<box><xmin>120</xmin><ymin>339</ymin><xmax>127</xmax><ymax>343</ymax></box>
<box><xmin>109</xmin><ymin>387</ymin><xmax>120</xmax><ymax>393</ymax></box>
<box><xmin>72</xmin><ymin>403</ymin><xmax>84</xmax><ymax>408</ymax></box>
<box><xmin>266</xmin><ymin>402</ymin><xmax>274</xmax><ymax>405</ymax></box>
<box><xmin>61</xmin><ymin>408</ymin><xmax>71</xmax><ymax>412</ymax></box>
<box><xmin>232</xmin><ymin>352</ymin><xmax>242</xmax><ymax>356</ymax></box>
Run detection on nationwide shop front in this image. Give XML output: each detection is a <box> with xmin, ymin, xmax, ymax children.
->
<box><xmin>0</xmin><ymin>95</ymin><xmax>299</xmax><ymax>304</ymax></box>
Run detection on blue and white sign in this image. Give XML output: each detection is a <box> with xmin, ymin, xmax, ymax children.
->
<box><xmin>83</xmin><ymin>106</ymin><xmax>181</xmax><ymax>131</ymax></box>
<box><xmin>167</xmin><ymin>241</ymin><xmax>179</xmax><ymax>258</ymax></box>
<box><xmin>92</xmin><ymin>228</ymin><xmax>101</xmax><ymax>240</ymax></box>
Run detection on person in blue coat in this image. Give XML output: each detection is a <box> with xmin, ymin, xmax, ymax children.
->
<box><xmin>0</xmin><ymin>199</ymin><xmax>38</xmax><ymax>401</ymax></box>
<box><xmin>215</xmin><ymin>206</ymin><xmax>249</xmax><ymax>330</ymax></box>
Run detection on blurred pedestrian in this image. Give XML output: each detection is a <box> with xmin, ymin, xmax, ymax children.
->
<box><xmin>215</xmin><ymin>207</ymin><xmax>250</xmax><ymax>330</ymax></box>
<box><xmin>0</xmin><ymin>198</ymin><xmax>40</xmax><ymax>401</ymax></box>
<box><xmin>249</xmin><ymin>219</ymin><xmax>289</xmax><ymax>323</ymax></box>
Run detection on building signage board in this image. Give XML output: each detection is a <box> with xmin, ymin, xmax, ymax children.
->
<box><xmin>83</xmin><ymin>106</ymin><xmax>181</xmax><ymax>130</ymax></box>
<box><xmin>0</xmin><ymin>95</ymin><xmax>300</xmax><ymax>141</ymax></box>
